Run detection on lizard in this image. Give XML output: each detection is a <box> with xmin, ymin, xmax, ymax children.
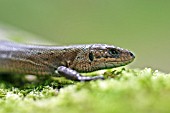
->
<box><xmin>0</xmin><ymin>41</ymin><xmax>135</xmax><ymax>81</ymax></box>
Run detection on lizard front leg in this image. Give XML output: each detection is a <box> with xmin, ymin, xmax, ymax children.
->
<box><xmin>56</xmin><ymin>66</ymin><xmax>104</xmax><ymax>81</ymax></box>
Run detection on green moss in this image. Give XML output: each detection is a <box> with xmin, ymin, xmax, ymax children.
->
<box><xmin>0</xmin><ymin>68</ymin><xmax>170</xmax><ymax>113</ymax></box>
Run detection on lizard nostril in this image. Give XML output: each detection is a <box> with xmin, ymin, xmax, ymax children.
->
<box><xmin>129</xmin><ymin>52</ymin><xmax>135</xmax><ymax>58</ymax></box>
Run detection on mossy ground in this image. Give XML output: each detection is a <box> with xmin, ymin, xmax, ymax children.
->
<box><xmin>0</xmin><ymin>68</ymin><xmax>170</xmax><ymax>113</ymax></box>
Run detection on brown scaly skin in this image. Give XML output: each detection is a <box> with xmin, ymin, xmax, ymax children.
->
<box><xmin>0</xmin><ymin>41</ymin><xmax>135</xmax><ymax>81</ymax></box>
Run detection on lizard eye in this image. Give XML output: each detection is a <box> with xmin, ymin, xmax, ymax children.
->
<box><xmin>109</xmin><ymin>48</ymin><xmax>119</xmax><ymax>56</ymax></box>
<box><xmin>89</xmin><ymin>52</ymin><xmax>94</xmax><ymax>61</ymax></box>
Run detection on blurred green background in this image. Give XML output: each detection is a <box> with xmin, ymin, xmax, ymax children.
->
<box><xmin>0</xmin><ymin>0</ymin><xmax>169</xmax><ymax>72</ymax></box>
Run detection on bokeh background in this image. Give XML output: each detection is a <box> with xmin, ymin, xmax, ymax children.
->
<box><xmin>0</xmin><ymin>0</ymin><xmax>169</xmax><ymax>72</ymax></box>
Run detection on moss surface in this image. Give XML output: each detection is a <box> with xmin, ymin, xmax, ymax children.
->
<box><xmin>0</xmin><ymin>68</ymin><xmax>170</xmax><ymax>113</ymax></box>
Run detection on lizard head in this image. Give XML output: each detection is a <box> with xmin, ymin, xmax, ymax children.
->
<box><xmin>71</xmin><ymin>44</ymin><xmax>135</xmax><ymax>72</ymax></box>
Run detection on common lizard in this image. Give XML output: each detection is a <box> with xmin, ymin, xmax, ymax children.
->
<box><xmin>0</xmin><ymin>41</ymin><xmax>135</xmax><ymax>81</ymax></box>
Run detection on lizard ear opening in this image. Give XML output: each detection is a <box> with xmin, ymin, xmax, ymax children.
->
<box><xmin>89</xmin><ymin>52</ymin><xmax>94</xmax><ymax>62</ymax></box>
